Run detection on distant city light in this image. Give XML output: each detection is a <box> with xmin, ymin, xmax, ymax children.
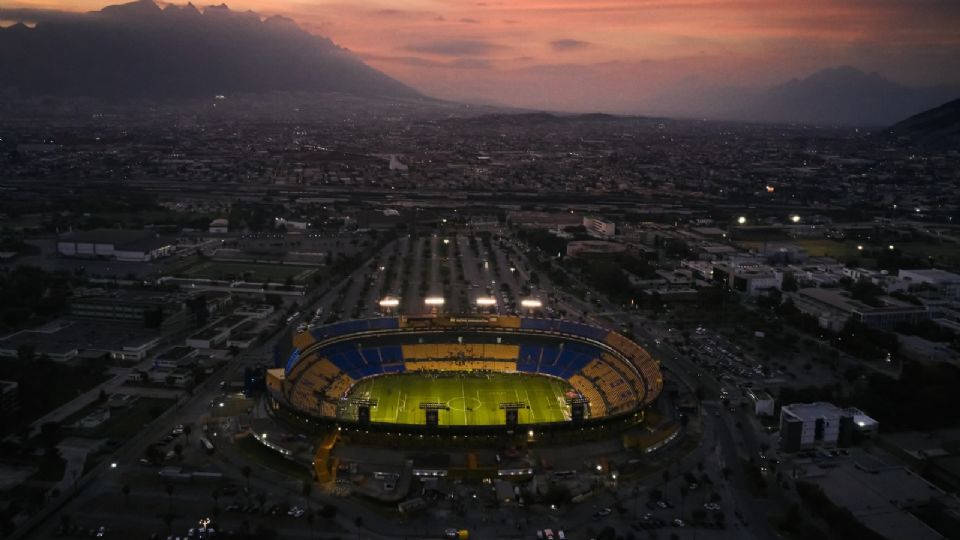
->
<box><xmin>424</xmin><ymin>297</ymin><xmax>445</xmax><ymax>306</ymax></box>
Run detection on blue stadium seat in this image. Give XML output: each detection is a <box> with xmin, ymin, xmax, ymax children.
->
<box><xmin>557</xmin><ymin>321</ymin><xmax>609</xmax><ymax>341</ymax></box>
<box><xmin>366</xmin><ymin>318</ymin><xmax>400</xmax><ymax>330</ymax></box>
<box><xmin>517</xmin><ymin>345</ymin><xmax>542</xmax><ymax>373</ymax></box>
<box><xmin>380</xmin><ymin>346</ymin><xmax>404</xmax><ymax>364</ymax></box>
<box><xmin>520</xmin><ymin>318</ymin><xmax>558</xmax><ymax>332</ymax></box>
<box><xmin>361</xmin><ymin>348</ymin><xmax>382</xmax><ymax>365</ymax></box>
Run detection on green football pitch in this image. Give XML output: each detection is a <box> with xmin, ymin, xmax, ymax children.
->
<box><xmin>340</xmin><ymin>373</ymin><xmax>574</xmax><ymax>426</ymax></box>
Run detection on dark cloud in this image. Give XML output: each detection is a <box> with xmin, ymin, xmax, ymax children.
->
<box><xmin>503</xmin><ymin>19</ymin><xmax>520</xmax><ymax>24</ymax></box>
<box><xmin>406</xmin><ymin>39</ymin><xmax>505</xmax><ymax>56</ymax></box>
<box><xmin>361</xmin><ymin>53</ymin><xmax>492</xmax><ymax>69</ymax></box>
<box><xmin>434</xmin><ymin>15</ymin><xmax>446</xmax><ymax>22</ymax></box>
<box><xmin>449</xmin><ymin>58</ymin><xmax>492</xmax><ymax>69</ymax></box>
<box><xmin>459</xmin><ymin>18</ymin><xmax>480</xmax><ymax>24</ymax></box>
<box><xmin>550</xmin><ymin>39</ymin><xmax>592</xmax><ymax>52</ymax></box>
<box><xmin>0</xmin><ymin>7</ymin><xmax>88</xmax><ymax>25</ymax></box>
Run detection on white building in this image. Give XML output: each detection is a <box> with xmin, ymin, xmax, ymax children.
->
<box><xmin>582</xmin><ymin>216</ymin><xmax>616</xmax><ymax>237</ymax></box>
<box><xmin>209</xmin><ymin>218</ymin><xmax>229</xmax><ymax>234</ymax></box>
<box><xmin>779</xmin><ymin>402</ymin><xmax>878</xmax><ymax>452</ymax></box>
<box><xmin>57</xmin><ymin>229</ymin><xmax>174</xmax><ymax>262</ymax></box>
<box><xmin>899</xmin><ymin>269</ymin><xmax>960</xmax><ymax>300</ymax></box>
<box><xmin>747</xmin><ymin>389</ymin><xmax>776</xmax><ymax>417</ymax></box>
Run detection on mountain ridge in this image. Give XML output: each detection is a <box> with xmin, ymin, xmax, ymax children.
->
<box><xmin>0</xmin><ymin>0</ymin><xmax>421</xmax><ymax>100</ymax></box>
<box><xmin>890</xmin><ymin>97</ymin><xmax>960</xmax><ymax>148</ymax></box>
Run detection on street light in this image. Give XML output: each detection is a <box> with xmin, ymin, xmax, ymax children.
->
<box><xmin>790</xmin><ymin>214</ymin><xmax>801</xmax><ymax>223</ymax></box>
<box><xmin>737</xmin><ymin>216</ymin><xmax>747</xmax><ymax>225</ymax></box>
<box><xmin>857</xmin><ymin>245</ymin><xmax>864</xmax><ymax>251</ymax></box>
<box><xmin>379</xmin><ymin>297</ymin><xmax>400</xmax><ymax>313</ymax></box>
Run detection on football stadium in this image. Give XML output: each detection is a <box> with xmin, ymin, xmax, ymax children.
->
<box><xmin>267</xmin><ymin>315</ymin><xmax>662</xmax><ymax>431</ymax></box>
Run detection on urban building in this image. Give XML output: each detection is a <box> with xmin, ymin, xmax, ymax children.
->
<box><xmin>779</xmin><ymin>402</ymin><xmax>878</xmax><ymax>452</ymax></box>
<box><xmin>69</xmin><ymin>289</ymin><xmax>198</xmax><ymax>329</ymax></box>
<box><xmin>565</xmin><ymin>240</ymin><xmax>626</xmax><ymax>258</ymax></box>
<box><xmin>899</xmin><ymin>269</ymin><xmax>960</xmax><ymax>300</ymax></box>
<box><xmin>154</xmin><ymin>346</ymin><xmax>199</xmax><ymax>370</ymax></box>
<box><xmin>789</xmin><ymin>288</ymin><xmax>930</xmax><ymax>331</ymax></box>
<box><xmin>582</xmin><ymin>216</ymin><xmax>616</xmax><ymax>237</ymax></box>
<box><xmin>747</xmin><ymin>389</ymin><xmax>776</xmax><ymax>417</ymax></box>
<box><xmin>56</xmin><ymin>229</ymin><xmax>175</xmax><ymax>261</ymax></box>
<box><xmin>712</xmin><ymin>264</ymin><xmax>782</xmax><ymax>296</ymax></box>
<box><xmin>209</xmin><ymin>218</ymin><xmax>229</xmax><ymax>234</ymax></box>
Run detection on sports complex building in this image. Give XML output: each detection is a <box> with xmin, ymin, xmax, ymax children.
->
<box><xmin>266</xmin><ymin>316</ymin><xmax>662</xmax><ymax>433</ymax></box>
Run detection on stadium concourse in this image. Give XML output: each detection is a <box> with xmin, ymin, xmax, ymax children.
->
<box><xmin>266</xmin><ymin>315</ymin><xmax>663</xmax><ymax>429</ymax></box>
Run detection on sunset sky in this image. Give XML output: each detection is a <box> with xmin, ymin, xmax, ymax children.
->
<box><xmin>4</xmin><ymin>0</ymin><xmax>960</xmax><ymax>112</ymax></box>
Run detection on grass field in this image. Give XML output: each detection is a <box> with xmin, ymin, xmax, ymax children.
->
<box><xmin>341</xmin><ymin>373</ymin><xmax>574</xmax><ymax>426</ymax></box>
<box><xmin>183</xmin><ymin>261</ymin><xmax>316</xmax><ymax>283</ymax></box>
<box><xmin>740</xmin><ymin>239</ymin><xmax>960</xmax><ymax>266</ymax></box>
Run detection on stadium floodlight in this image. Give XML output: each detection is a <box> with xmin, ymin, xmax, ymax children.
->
<box><xmin>476</xmin><ymin>297</ymin><xmax>497</xmax><ymax>306</ymax></box>
<box><xmin>521</xmin><ymin>299</ymin><xmax>543</xmax><ymax>309</ymax></box>
<box><xmin>379</xmin><ymin>297</ymin><xmax>400</xmax><ymax>307</ymax></box>
<box><xmin>424</xmin><ymin>297</ymin><xmax>445</xmax><ymax>306</ymax></box>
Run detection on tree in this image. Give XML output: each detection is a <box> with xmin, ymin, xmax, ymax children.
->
<box><xmin>241</xmin><ymin>465</ymin><xmax>252</xmax><ymax>491</ymax></box>
<box><xmin>121</xmin><ymin>484</ymin><xmax>131</xmax><ymax>507</ymax></box>
<box><xmin>164</xmin><ymin>483</ymin><xmax>174</xmax><ymax>512</ymax></box>
<box><xmin>679</xmin><ymin>484</ymin><xmax>689</xmax><ymax>518</ymax></box>
<box><xmin>183</xmin><ymin>425</ymin><xmax>192</xmax><ymax>444</ymax></box>
<box><xmin>162</xmin><ymin>513</ymin><xmax>174</xmax><ymax>533</ymax></box>
<box><xmin>319</xmin><ymin>504</ymin><xmax>337</xmax><ymax>519</ymax></box>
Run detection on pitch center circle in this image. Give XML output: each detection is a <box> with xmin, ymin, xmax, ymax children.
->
<box><xmin>447</xmin><ymin>396</ymin><xmax>482</xmax><ymax>411</ymax></box>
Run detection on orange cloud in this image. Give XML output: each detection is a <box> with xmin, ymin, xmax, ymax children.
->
<box><xmin>4</xmin><ymin>0</ymin><xmax>959</xmax><ymax>110</ymax></box>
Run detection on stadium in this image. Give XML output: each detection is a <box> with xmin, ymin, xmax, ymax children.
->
<box><xmin>266</xmin><ymin>315</ymin><xmax>662</xmax><ymax>432</ymax></box>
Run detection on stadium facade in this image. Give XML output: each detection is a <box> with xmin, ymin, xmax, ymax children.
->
<box><xmin>267</xmin><ymin>315</ymin><xmax>662</xmax><ymax>432</ymax></box>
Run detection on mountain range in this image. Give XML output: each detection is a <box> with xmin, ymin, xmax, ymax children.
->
<box><xmin>891</xmin><ymin>97</ymin><xmax>960</xmax><ymax>147</ymax></box>
<box><xmin>649</xmin><ymin>66</ymin><xmax>959</xmax><ymax>126</ymax></box>
<box><xmin>0</xmin><ymin>0</ymin><xmax>419</xmax><ymax>100</ymax></box>
<box><xmin>0</xmin><ymin>1</ymin><xmax>956</xmax><ymax>127</ymax></box>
